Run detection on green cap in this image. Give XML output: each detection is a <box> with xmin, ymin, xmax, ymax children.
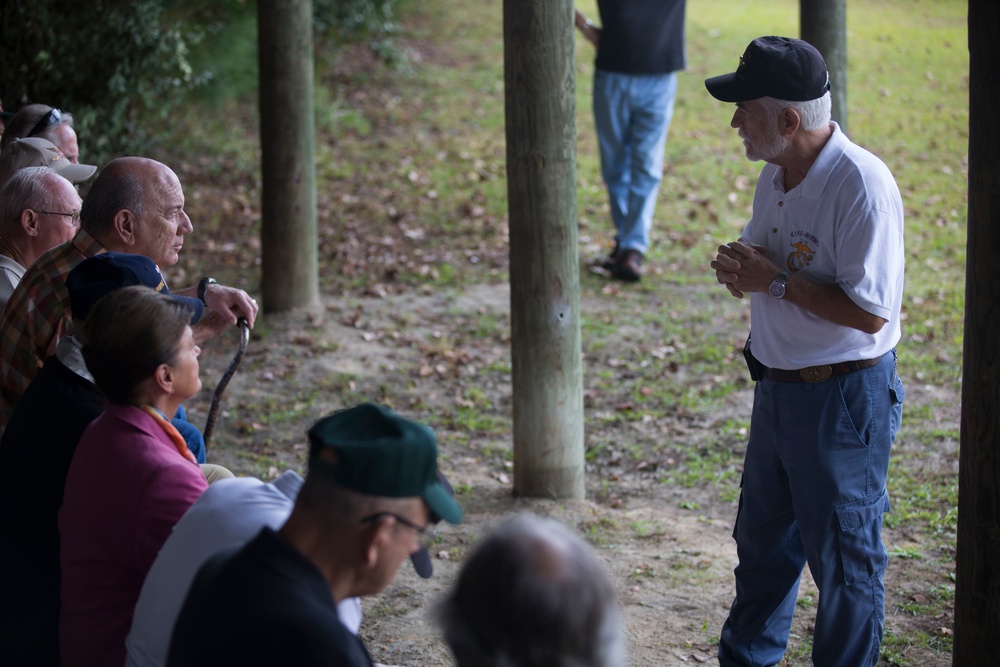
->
<box><xmin>307</xmin><ymin>403</ymin><xmax>462</xmax><ymax>525</ymax></box>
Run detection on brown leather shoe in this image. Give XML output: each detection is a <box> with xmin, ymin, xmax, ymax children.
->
<box><xmin>612</xmin><ymin>250</ymin><xmax>643</xmax><ymax>282</ymax></box>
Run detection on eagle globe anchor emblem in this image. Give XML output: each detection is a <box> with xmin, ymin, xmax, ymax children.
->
<box><xmin>786</xmin><ymin>241</ymin><xmax>815</xmax><ymax>271</ymax></box>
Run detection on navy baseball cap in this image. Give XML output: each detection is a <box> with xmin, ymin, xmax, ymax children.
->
<box><xmin>705</xmin><ymin>36</ymin><xmax>831</xmax><ymax>103</ymax></box>
<box><xmin>66</xmin><ymin>252</ymin><xmax>205</xmax><ymax>323</ymax></box>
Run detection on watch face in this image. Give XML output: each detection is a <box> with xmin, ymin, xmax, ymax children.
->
<box><xmin>769</xmin><ymin>281</ymin><xmax>786</xmax><ymax>299</ymax></box>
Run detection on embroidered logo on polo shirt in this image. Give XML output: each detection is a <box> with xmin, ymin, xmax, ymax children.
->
<box><xmin>787</xmin><ymin>240</ymin><xmax>815</xmax><ymax>271</ymax></box>
<box><xmin>786</xmin><ymin>230</ymin><xmax>819</xmax><ymax>272</ymax></box>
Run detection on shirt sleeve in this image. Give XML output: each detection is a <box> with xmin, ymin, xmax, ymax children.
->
<box><xmin>834</xmin><ymin>200</ymin><xmax>905</xmax><ymax>321</ymax></box>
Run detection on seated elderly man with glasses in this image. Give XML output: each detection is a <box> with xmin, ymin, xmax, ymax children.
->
<box><xmin>0</xmin><ymin>162</ymin><xmax>90</xmax><ymax>310</ymax></box>
<box><xmin>1</xmin><ymin>104</ymin><xmax>83</xmax><ymax>164</ymax></box>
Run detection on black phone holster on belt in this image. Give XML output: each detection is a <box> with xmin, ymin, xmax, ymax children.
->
<box><xmin>743</xmin><ymin>333</ymin><xmax>763</xmax><ymax>382</ymax></box>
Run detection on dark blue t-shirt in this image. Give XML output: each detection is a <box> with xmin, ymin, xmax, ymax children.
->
<box><xmin>595</xmin><ymin>0</ymin><xmax>687</xmax><ymax>75</ymax></box>
<box><xmin>168</xmin><ymin>527</ymin><xmax>374</xmax><ymax>667</ymax></box>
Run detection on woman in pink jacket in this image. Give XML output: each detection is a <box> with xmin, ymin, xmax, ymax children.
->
<box><xmin>59</xmin><ymin>281</ymin><xmax>210</xmax><ymax>667</ymax></box>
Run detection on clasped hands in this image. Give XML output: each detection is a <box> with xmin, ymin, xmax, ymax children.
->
<box><xmin>712</xmin><ymin>239</ymin><xmax>778</xmax><ymax>299</ymax></box>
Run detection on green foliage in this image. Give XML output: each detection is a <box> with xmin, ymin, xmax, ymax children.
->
<box><xmin>0</xmin><ymin>0</ymin><xmax>216</xmax><ymax>161</ymax></box>
<box><xmin>314</xmin><ymin>0</ymin><xmax>407</xmax><ymax>64</ymax></box>
<box><xmin>0</xmin><ymin>0</ymin><xmax>410</xmax><ymax>161</ymax></box>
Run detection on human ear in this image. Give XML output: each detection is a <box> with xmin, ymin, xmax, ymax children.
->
<box><xmin>363</xmin><ymin>518</ymin><xmax>393</xmax><ymax>569</ymax></box>
<box><xmin>153</xmin><ymin>363</ymin><xmax>173</xmax><ymax>394</ymax></box>
<box><xmin>113</xmin><ymin>209</ymin><xmax>138</xmax><ymax>247</ymax></box>
<box><xmin>782</xmin><ymin>108</ymin><xmax>802</xmax><ymax>136</ymax></box>
<box><xmin>21</xmin><ymin>210</ymin><xmax>39</xmax><ymax>236</ymax></box>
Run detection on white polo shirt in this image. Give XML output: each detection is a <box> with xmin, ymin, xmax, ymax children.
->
<box><xmin>743</xmin><ymin>123</ymin><xmax>904</xmax><ymax>370</ymax></box>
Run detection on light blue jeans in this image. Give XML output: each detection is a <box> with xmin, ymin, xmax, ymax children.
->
<box><xmin>592</xmin><ymin>69</ymin><xmax>678</xmax><ymax>255</ymax></box>
<box><xmin>719</xmin><ymin>351</ymin><xmax>905</xmax><ymax>667</ymax></box>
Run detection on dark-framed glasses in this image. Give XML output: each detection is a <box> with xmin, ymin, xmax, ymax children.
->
<box><xmin>29</xmin><ymin>108</ymin><xmax>63</xmax><ymax>137</ymax></box>
<box><xmin>361</xmin><ymin>512</ymin><xmax>437</xmax><ymax>547</ymax></box>
<box><xmin>36</xmin><ymin>208</ymin><xmax>81</xmax><ymax>223</ymax></box>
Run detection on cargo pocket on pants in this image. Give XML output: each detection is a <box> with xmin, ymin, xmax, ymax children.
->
<box><xmin>835</xmin><ymin>489</ymin><xmax>890</xmax><ymax>585</ymax></box>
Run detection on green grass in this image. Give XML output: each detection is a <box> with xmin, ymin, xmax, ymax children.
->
<box><xmin>665</xmin><ymin>440</ymin><xmax>744</xmax><ymax>490</ymax></box>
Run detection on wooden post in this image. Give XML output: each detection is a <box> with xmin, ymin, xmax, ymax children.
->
<box><xmin>504</xmin><ymin>0</ymin><xmax>584</xmax><ymax>499</ymax></box>
<box><xmin>954</xmin><ymin>1</ymin><xmax>1000</xmax><ymax>663</ymax></box>
<box><xmin>800</xmin><ymin>0</ymin><xmax>847</xmax><ymax>133</ymax></box>
<box><xmin>258</xmin><ymin>0</ymin><xmax>319</xmax><ymax>312</ymax></box>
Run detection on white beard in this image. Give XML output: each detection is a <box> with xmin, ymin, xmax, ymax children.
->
<box><xmin>739</xmin><ymin>123</ymin><xmax>790</xmax><ymax>162</ymax></box>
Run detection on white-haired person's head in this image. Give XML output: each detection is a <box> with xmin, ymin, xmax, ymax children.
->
<box><xmin>435</xmin><ymin>513</ymin><xmax>627</xmax><ymax>667</ymax></box>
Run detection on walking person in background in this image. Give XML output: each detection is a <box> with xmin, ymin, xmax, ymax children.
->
<box><xmin>707</xmin><ymin>36</ymin><xmax>905</xmax><ymax>666</ymax></box>
<box><xmin>575</xmin><ymin>0</ymin><xmax>687</xmax><ymax>282</ymax></box>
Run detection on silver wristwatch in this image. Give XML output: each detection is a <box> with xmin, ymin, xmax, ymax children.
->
<box><xmin>768</xmin><ymin>270</ymin><xmax>790</xmax><ymax>299</ymax></box>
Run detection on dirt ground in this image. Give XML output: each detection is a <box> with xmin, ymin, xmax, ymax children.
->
<box><xmin>183</xmin><ymin>279</ymin><xmax>956</xmax><ymax>667</ymax></box>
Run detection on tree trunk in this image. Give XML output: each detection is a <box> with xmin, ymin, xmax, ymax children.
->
<box><xmin>504</xmin><ymin>0</ymin><xmax>584</xmax><ymax>499</ymax></box>
<box><xmin>258</xmin><ymin>0</ymin><xmax>319</xmax><ymax>312</ymax></box>
<box><xmin>954</xmin><ymin>1</ymin><xmax>1000</xmax><ymax>663</ymax></box>
<box><xmin>800</xmin><ymin>0</ymin><xmax>847</xmax><ymax>133</ymax></box>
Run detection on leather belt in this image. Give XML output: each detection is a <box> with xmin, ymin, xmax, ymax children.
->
<box><xmin>762</xmin><ymin>355</ymin><xmax>884</xmax><ymax>383</ymax></box>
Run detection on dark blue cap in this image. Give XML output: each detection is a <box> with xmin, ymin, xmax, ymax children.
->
<box><xmin>706</xmin><ymin>36</ymin><xmax>831</xmax><ymax>103</ymax></box>
<box><xmin>66</xmin><ymin>252</ymin><xmax>204</xmax><ymax>323</ymax></box>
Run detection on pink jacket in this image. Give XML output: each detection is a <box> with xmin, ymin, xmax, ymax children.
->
<box><xmin>59</xmin><ymin>402</ymin><xmax>207</xmax><ymax>667</ymax></box>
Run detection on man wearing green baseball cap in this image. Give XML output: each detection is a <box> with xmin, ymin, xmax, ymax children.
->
<box><xmin>167</xmin><ymin>402</ymin><xmax>463</xmax><ymax>667</ymax></box>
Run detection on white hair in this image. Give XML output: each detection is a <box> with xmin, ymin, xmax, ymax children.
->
<box><xmin>0</xmin><ymin>166</ymin><xmax>58</xmax><ymax>235</ymax></box>
<box><xmin>761</xmin><ymin>91</ymin><xmax>832</xmax><ymax>132</ymax></box>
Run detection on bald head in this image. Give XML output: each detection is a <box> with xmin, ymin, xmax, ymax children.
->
<box><xmin>81</xmin><ymin>157</ymin><xmax>192</xmax><ymax>267</ymax></box>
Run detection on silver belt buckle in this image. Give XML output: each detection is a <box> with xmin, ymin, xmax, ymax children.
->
<box><xmin>800</xmin><ymin>365</ymin><xmax>832</xmax><ymax>383</ymax></box>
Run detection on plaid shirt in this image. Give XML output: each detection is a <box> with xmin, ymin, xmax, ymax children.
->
<box><xmin>0</xmin><ymin>228</ymin><xmax>107</xmax><ymax>427</ymax></box>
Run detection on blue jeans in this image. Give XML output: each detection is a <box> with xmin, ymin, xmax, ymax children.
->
<box><xmin>719</xmin><ymin>352</ymin><xmax>904</xmax><ymax>667</ymax></box>
<box><xmin>173</xmin><ymin>404</ymin><xmax>207</xmax><ymax>464</ymax></box>
<box><xmin>592</xmin><ymin>69</ymin><xmax>678</xmax><ymax>255</ymax></box>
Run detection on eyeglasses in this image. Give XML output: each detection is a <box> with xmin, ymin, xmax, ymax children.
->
<box><xmin>361</xmin><ymin>512</ymin><xmax>437</xmax><ymax>547</ymax></box>
<box><xmin>29</xmin><ymin>108</ymin><xmax>63</xmax><ymax>137</ymax></box>
<box><xmin>35</xmin><ymin>209</ymin><xmax>81</xmax><ymax>223</ymax></box>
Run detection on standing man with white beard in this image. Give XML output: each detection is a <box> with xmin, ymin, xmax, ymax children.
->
<box><xmin>707</xmin><ymin>37</ymin><xmax>906</xmax><ymax>667</ymax></box>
